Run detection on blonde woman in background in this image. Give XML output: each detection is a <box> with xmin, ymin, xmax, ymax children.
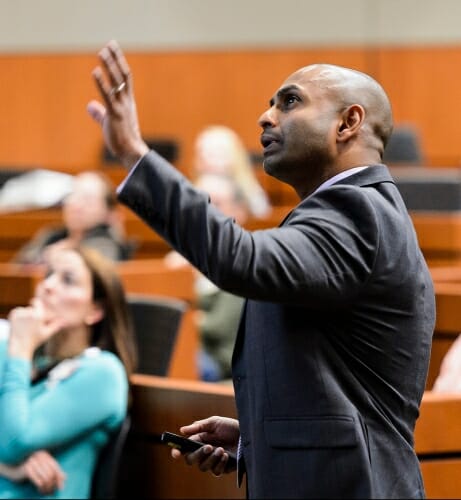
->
<box><xmin>193</xmin><ymin>125</ymin><xmax>271</xmax><ymax>218</ymax></box>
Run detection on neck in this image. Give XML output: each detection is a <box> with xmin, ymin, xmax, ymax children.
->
<box><xmin>337</xmin><ymin>147</ymin><xmax>381</xmax><ymax>170</ymax></box>
<box><xmin>67</xmin><ymin>231</ymin><xmax>84</xmax><ymax>243</ymax></box>
<box><xmin>295</xmin><ymin>159</ymin><xmax>375</xmax><ymax>200</ymax></box>
<box><xmin>44</xmin><ymin>327</ymin><xmax>91</xmax><ymax>360</ymax></box>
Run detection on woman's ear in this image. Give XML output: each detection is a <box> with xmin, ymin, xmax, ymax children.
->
<box><xmin>85</xmin><ymin>303</ymin><xmax>105</xmax><ymax>326</ymax></box>
<box><xmin>337</xmin><ymin>104</ymin><xmax>365</xmax><ymax>143</ymax></box>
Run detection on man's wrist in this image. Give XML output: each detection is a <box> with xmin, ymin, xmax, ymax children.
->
<box><xmin>120</xmin><ymin>142</ymin><xmax>150</xmax><ymax>170</ymax></box>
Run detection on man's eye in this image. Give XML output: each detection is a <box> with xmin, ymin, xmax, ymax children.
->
<box><xmin>284</xmin><ymin>95</ymin><xmax>299</xmax><ymax>106</ymax></box>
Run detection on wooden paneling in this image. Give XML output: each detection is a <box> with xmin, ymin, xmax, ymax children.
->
<box><xmin>375</xmin><ymin>46</ymin><xmax>461</xmax><ymax>167</ymax></box>
<box><xmin>1</xmin><ymin>45</ymin><xmax>461</xmax><ymax>176</ymax></box>
<box><xmin>2</xmin><ymin>43</ymin><xmax>461</xmax><ymax>220</ymax></box>
<box><xmin>0</xmin><ymin>49</ymin><xmax>365</xmax><ymax>173</ymax></box>
<box><xmin>0</xmin><ymin>47</ymin><xmax>388</xmax><ymax>178</ymax></box>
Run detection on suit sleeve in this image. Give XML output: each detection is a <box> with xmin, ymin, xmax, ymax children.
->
<box><xmin>118</xmin><ymin>151</ymin><xmax>380</xmax><ymax>307</ymax></box>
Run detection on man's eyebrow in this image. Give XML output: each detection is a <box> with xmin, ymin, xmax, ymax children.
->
<box><xmin>269</xmin><ymin>84</ymin><xmax>302</xmax><ymax>106</ymax></box>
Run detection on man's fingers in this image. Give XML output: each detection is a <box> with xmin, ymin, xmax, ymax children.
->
<box><xmin>197</xmin><ymin>447</ymin><xmax>226</xmax><ymax>473</ymax></box>
<box><xmin>183</xmin><ymin>445</ymin><xmax>222</xmax><ymax>472</ymax></box>
<box><xmin>211</xmin><ymin>453</ymin><xmax>229</xmax><ymax>477</ymax></box>
<box><xmin>107</xmin><ymin>40</ymin><xmax>133</xmax><ymax>93</ymax></box>
<box><xmin>171</xmin><ymin>448</ymin><xmax>182</xmax><ymax>460</ymax></box>
<box><xmin>99</xmin><ymin>44</ymin><xmax>125</xmax><ymax>90</ymax></box>
<box><xmin>87</xmin><ymin>100</ymin><xmax>107</xmax><ymax>125</ymax></box>
<box><xmin>179</xmin><ymin>419</ymin><xmax>209</xmax><ymax>437</ymax></box>
<box><xmin>91</xmin><ymin>67</ymin><xmax>112</xmax><ymax>109</ymax></box>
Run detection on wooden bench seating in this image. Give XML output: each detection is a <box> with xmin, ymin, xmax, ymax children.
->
<box><xmin>415</xmin><ymin>391</ymin><xmax>461</xmax><ymax>498</ymax></box>
<box><xmin>0</xmin><ymin>206</ymin><xmax>173</xmax><ymax>261</ymax></box>
<box><xmin>1</xmin><ymin>246</ymin><xmax>461</xmax><ymax>385</ymax></box>
<box><xmin>412</xmin><ymin>211</ymin><xmax>461</xmax><ymax>267</ymax></box>
<box><xmin>424</xmin><ymin>281</ymin><xmax>461</xmax><ymax>389</ymax></box>
<box><xmin>1</xmin><ymin>205</ymin><xmax>461</xmax><ymax>268</ymax></box>
<box><xmin>0</xmin><ymin>205</ymin><xmax>292</xmax><ymax>262</ymax></box>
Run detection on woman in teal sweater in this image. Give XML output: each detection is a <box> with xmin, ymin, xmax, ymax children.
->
<box><xmin>0</xmin><ymin>245</ymin><xmax>137</xmax><ymax>498</ymax></box>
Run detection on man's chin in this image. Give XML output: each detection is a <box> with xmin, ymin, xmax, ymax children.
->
<box><xmin>262</xmin><ymin>157</ymin><xmax>286</xmax><ymax>182</ymax></box>
<box><xmin>262</xmin><ymin>158</ymin><xmax>278</xmax><ymax>178</ymax></box>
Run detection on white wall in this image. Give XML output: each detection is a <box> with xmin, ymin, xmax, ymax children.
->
<box><xmin>1</xmin><ymin>0</ymin><xmax>461</xmax><ymax>53</ymax></box>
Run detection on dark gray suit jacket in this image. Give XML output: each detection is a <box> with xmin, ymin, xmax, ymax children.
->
<box><xmin>119</xmin><ymin>152</ymin><xmax>435</xmax><ymax>499</ymax></box>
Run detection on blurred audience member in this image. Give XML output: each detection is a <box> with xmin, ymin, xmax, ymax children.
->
<box><xmin>12</xmin><ymin>171</ymin><xmax>132</xmax><ymax>265</ymax></box>
<box><xmin>433</xmin><ymin>334</ymin><xmax>461</xmax><ymax>392</ymax></box>
<box><xmin>0</xmin><ymin>246</ymin><xmax>137</xmax><ymax>498</ymax></box>
<box><xmin>165</xmin><ymin>174</ymin><xmax>247</xmax><ymax>381</ymax></box>
<box><xmin>0</xmin><ymin>169</ymin><xmax>74</xmax><ymax>213</ymax></box>
<box><xmin>193</xmin><ymin>125</ymin><xmax>271</xmax><ymax>218</ymax></box>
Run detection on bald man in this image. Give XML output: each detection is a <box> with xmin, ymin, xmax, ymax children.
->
<box><xmin>88</xmin><ymin>42</ymin><xmax>435</xmax><ymax>499</ymax></box>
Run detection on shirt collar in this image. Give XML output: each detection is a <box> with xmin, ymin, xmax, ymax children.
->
<box><xmin>312</xmin><ymin>166</ymin><xmax>369</xmax><ymax>196</ymax></box>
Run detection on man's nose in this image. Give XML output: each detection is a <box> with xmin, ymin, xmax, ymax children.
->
<box><xmin>258</xmin><ymin>107</ymin><xmax>277</xmax><ymax>129</ymax></box>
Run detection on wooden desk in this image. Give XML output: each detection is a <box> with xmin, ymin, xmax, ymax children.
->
<box><xmin>117</xmin><ymin>259</ymin><xmax>195</xmax><ymax>302</ymax></box>
<box><xmin>0</xmin><ymin>206</ymin><xmax>173</xmax><ymax>261</ymax></box>
<box><xmin>0</xmin><ymin>205</ymin><xmax>292</xmax><ymax>262</ymax></box>
<box><xmin>120</xmin><ymin>375</ymin><xmax>243</xmax><ymax>499</ymax></box>
<box><xmin>422</xmin><ymin>282</ymin><xmax>461</xmax><ymax>389</ymax></box>
<box><xmin>121</xmin><ymin>376</ymin><xmax>461</xmax><ymax>499</ymax></box>
<box><xmin>415</xmin><ymin>391</ymin><xmax>461</xmax><ymax>499</ymax></box>
<box><xmin>430</xmin><ymin>266</ymin><xmax>461</xmax><ymax>284</ymax></box>
<box><xmin>411</xmin><ymin>211</ymin><xmax>461</xmax><ymax>267</ymax></box>
<box><xmin>4</xmin><ymin>203</ymin><xmax>461</xmax><ymax>268</ymax></box>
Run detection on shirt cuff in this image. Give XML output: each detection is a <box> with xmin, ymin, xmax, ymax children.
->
<box><xmin>116</xmin><ymin>153</ymin><xmax>148</xmax><ymax>194</ymax></box>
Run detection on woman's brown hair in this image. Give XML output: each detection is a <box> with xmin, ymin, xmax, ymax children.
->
<box><xmin>77</xmin><ymin>246</ymin><xmax>137</xmax><ymax>377</ymax></box>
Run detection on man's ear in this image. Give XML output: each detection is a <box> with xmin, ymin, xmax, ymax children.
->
<box><xmin>337</xmin><ymin>104</ymin><xmax>365</xmax><ymax>143</ymax></box>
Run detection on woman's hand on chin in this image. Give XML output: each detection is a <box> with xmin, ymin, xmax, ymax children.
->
<box><xmin>8</xmin><ymin>300</ymin><xmax>65</xmax><ymax>359</ymax></box>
